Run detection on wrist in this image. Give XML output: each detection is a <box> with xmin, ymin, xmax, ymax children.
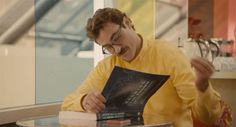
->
<box><xmin>196</xmin><ymin>80</ymin><xmax>209</xmax><ymax>92</ymax></box>
<box><xmin>81</xmin><ymin>94</ymin><xmax>87</xmax><ymax>111</ymax></box>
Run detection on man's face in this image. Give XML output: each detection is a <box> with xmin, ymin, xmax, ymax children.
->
<box><xmin>95</xmin><ymin>21</ymin><xmax>140</xmax><ymax>62</ymax></box>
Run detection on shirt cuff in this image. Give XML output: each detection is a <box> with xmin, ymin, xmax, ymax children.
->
<box><xmin>74</xmin><ymin>93</ymin><xmax>87</xmax><ymax>112</ymax></box>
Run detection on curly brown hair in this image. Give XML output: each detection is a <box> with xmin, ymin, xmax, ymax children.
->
<box><xmin>86</xmin><ymin>8</ymin><xmax>134</xmax><ymax>42</ymax></box>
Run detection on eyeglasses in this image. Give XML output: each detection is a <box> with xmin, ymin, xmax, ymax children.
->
<box><xmin>101</xmin><ymin>25</ymin><xmax>122</xmax><ymax>54</ymax></box>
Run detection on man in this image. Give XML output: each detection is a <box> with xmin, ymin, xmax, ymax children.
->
<box><xmin>62</xmin><ymin>8</ymin><xmax>221</xmax><ymax>127</ymax></box>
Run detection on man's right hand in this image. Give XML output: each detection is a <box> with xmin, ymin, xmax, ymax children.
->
<box><xmin>82</xmin><ymin>91</ymin><xmax>106</xmax><ymax>113</ymax></box>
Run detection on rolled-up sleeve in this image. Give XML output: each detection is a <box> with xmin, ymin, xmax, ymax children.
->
<box><xmin>170</xmin><ymin>49</ymin><xmax>221</xmax><ymax>124</ymax></box>
<box><xmin>61</xmin><ymin>61</ymin><xmax>109</xmax><ymax>111</ymax></box>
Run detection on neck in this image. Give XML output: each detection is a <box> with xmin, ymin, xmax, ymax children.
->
<box><xmin>135</xmin><ymin>34</ymin><xmax>143</xmax><ymax>57</ymax></box>
<box><xmin>126</xmin><ymin>33</ymin><xmax>143</xmax><ymax>62</ymax></box>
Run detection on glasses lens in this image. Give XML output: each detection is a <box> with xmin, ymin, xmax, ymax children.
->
<box><xmin>101</xmin><ymin>25</ymin><xmax>121</xmax><ymax>55</ymax></box>
<box><xmin>102</xmin><ymin>46</ymin><xmax>113</xmax><ymax>54</ymax></box>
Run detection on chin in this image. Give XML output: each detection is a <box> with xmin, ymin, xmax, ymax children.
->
<box><xmin>120</xmin><ymin>50</ymin><xmax>135</xmax><ymax>62</ymax></box>
<box><xmin>121</xmin><ymin>54</ymin><xmax>134</xmax><ymax>62</ymax></box>
<box><xmin>122</xmin><ymin>57</ymin><xmax>131</xmax><ymax>62</ymax></box>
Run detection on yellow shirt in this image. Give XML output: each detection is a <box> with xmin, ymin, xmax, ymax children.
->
<box><xmin>62</xmin><ymin>39</ymin><xmax>221</xmax><ymax>127</ymax></box>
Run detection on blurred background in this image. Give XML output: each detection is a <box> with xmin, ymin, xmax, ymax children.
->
<box><xmin>0</xmin><ymin>0</ymin><xmax>235</xmax><ymax>125</ymax></box>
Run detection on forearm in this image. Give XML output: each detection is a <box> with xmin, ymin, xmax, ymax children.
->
<box><xmin>61</xmin><ymin>92</ymin><xmax>87</xmax><ymax>111</ymax></box>
<box><xmin>192</xmin><ymin>83</ymin><xmax>221</xmax><ymax>124</ymax></box>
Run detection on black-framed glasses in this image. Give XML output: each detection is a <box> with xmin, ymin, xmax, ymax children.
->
<box><xmin>101</xmin><ymin>25</ymin><xmax>122</xmax><ymax>54</ymax></box>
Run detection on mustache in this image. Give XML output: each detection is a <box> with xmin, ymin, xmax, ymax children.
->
<box><xmin>118</xmin><ymin>47</ymin><xmax>128</xmax><ymax>56</ymax></box>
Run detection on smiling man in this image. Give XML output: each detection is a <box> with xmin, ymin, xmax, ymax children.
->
<box><xmin>62</xmin><ymin>8</ymin><xmax>222</xmax><ymax>127</ymax></box>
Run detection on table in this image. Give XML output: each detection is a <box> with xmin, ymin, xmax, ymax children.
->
<box><xmin>17</xmin><ymin>114</ymin><xmax>174</xmax><ymax>127</ymax></box>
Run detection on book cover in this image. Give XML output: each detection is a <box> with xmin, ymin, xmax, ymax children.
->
<box><xmin>60</xmin><ymin>66</ymin><xmax>169</xmax><ymax>121</ymax></box>
<box><xmin>101</xmin><ymin>66</ymin><xmax>169</xmax><ymax>116</ymax></box>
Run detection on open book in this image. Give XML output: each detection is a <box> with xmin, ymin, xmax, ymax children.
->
<box><xmin>59</xmin><ymin>66</ymin><xmax>169</xmax><ymax>121</ymax></box>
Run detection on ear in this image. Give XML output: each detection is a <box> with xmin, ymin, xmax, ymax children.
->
<box><xmin>122</xmin><ymin>17</ymin><xmax>132</xmax><ymax>28</ymax></box>
<box><xmin>122</xmin><ymin>16</ymin><xmax>135</xmax><ymax>31</ymax></box>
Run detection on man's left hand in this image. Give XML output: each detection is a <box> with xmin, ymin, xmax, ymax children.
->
<box><xmin>191</xmin><ymin>57</ymin><xmax>215</xmax><ymax>92</ymax></box>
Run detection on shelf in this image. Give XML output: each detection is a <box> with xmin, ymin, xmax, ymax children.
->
<box><xmin>211</xmin><ymin>72</ymin><xmax>236</xmax><ymax>79</ymax></box>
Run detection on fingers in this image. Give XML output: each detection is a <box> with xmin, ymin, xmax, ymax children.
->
<box><xmin>89</xmin><ymin>92</ymin><xmax>106</xmax><ymax>111</ymax></box>
<box><xmin>82</xmin><ymin>91</ymin><xmax>106</xmax><ymax>113</ymax></box>
<box><xmin>191</xmin><ymin>57</ymin><xmax>214</xmax><ymax>76</ymax></box>
<box><xmin>191</xmin><ymin>57</ymin><xmax>214</xmax><ymax>92</ymax></box>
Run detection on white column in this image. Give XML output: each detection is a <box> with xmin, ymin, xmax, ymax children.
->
<box><xmin>93</xmin><ymin>0</ymin><xmax>105</xmax><ymax>66</ymax></box>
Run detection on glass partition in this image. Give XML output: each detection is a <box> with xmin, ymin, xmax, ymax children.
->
<box><xmin>105</xmin><ymin>0</ymin><xmax>155</xmax><ymax>39</ymax></box>
<box><xmin>104</xmin><ymin>0</ymin><xmax>188</xmax><ymax>45</ymax></box>
<box><xmin>0</xmin><ymin>0</ymin><xmax>94</xmax><ymax>109</ymax></box>
<box><xmin>35</xmin><ymin>0</ymin><xmax>94</xmax><ymax>103</ymax></box>
<box><xmin>155</xmin><ymin>0</ymin><xmax>187</xmax><ymax>44</ymax></box>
